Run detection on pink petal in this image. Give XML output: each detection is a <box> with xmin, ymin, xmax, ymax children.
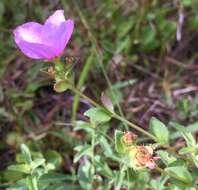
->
<box><xmin>14</xmin><ymin>22</ymin><xmax>56</xmax><ymax>60</ymax></box>
<box><xmin>42</xmin><ymin>19</ymin><xmax>74</xmax><ymax>56</ymax></box>
<box><xmin>60</xmin><ymin>19</ymin><xmax>74</xmax><ymax>50</ymax></box>
<box><xmin>15</xmin><ymin>41</ymin><xmax>56</xmax><ymax>60</ymax></box>
<box><xmin>13</xmin><ymin>10</ymin><xmax>74</xmax><ymax>60</ymax></box>
<box><xmin>14</xmin><ymin>22</ymin><xmax>43</xmax><ymax>44</ymax></box>
<box><xmin>146</xmin><ymin>159</ymin><xmax>156</xmax><ymax>170</ymax></box>
<box><xmin>45</xmin><ymin>10</ymin><xmax>65</xmax><ymax>26</ymax></box>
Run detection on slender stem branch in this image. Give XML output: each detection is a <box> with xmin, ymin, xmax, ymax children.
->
<box><xmin>70</xmin><ymin>86</ymin><xmax>99</xmax><ymax>108</ymax></box>
<box><xmin>69</xmin><ymin>82</ymin><xmax>157</xmax><ymax>140</ymax></box>
<box><xmin>112</xmin><ymin>113</ymin><xmax>157</xmax><ymax>141</ymax></box>
<box><xmin>127</xmin><ymin>168</ymin><xmax>131</xmax><ymax>190</ymax></box>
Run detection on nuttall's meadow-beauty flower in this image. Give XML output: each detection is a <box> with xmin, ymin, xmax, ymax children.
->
<box><xmin>13</xmin><ymin>10</ymin><xmax>74</xmax><ymax>60</ymax></box>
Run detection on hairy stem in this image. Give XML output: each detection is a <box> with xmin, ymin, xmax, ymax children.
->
<box><xmin>69</xmin><ymin>82</ymin><xmax>156</xmax><ymax>140</ymax></box>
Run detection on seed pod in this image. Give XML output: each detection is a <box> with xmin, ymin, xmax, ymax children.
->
<box><xmin>128</xmin><ymin>145</ymin><xmax>156</xmax><ymax>170</ymax></box>
<box><xmin>122</xmin><ymin>132</ymin><xmax>137</xmax><ymax>146</ymax></box>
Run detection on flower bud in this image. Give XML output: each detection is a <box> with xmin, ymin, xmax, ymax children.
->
<box><xmin>47</xmin><ymin>66</ymin><xmax>55</xmax><ymax>76</ymax></box>
<box><xmin>122</xmin><ymin>132</ymin><xmax>137</xmax><ymax>146</ymax></box>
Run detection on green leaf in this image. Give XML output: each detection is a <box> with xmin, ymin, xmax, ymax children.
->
<box><xmin>6</xmin><ymin>132</ymin><xmax>24</xmax><ymax>147</ymax></box>
<box><xmin>116</xmin><ymin>35</ymin><xmax>131</xmax><ymax>53</ymax></box>
<box><xmin>114</xmin><ymin>130</ymin><xmax>125</xmax><ymax>154</ymax></box>
<box><xmin>48</xmin><ymin>129</ymin><xmax>78</xmax><ymax>146</ymax></box>
<box><xmin>27</xmin><ymin>176</ymin><xmax>38</xmax><ymax>190</ymax></box>
<box><xmin>94</xmin><ymin>156</ymin><xmax>113</xmax><ymax>178</ymax></box>
<box><xmin>3</xmin><ymin>170</ymin><xmax>24</xmax><ymax>181</ymax></box>
<box><xmin>20</xmin><ymin>144</ymin><xmax>32</xmax><ymax>164</ymax></box>
<box><xmin>170</xmin><ymin>122</ymin><xmax>198</xmax><ymax>140</ymax></box>
<box><xmin>168</xmin><ymin>159</ymin><xmax>186</xmax><ymax>168</ymax></box>
<box><xmin>77</xmin><ymin>160</ymin><xmax>93</xmax><ymax>190</ymax></box>
<box><xmin>150</xmin><ymin>175</ymin><xmax>169</xmax><ymax>190</ymax></box>
<box><xmin>178</xmin><ymin>146</ymin><xmax>197</xmax><ymax>155</ymax></box>
<box><xmin>31</xmin><ymin>158</ymin><xmax>45</xmax><ymax>171</ymax></box>
<box><xmin>8</xmin><ymin>164</ymin><xmax>31</xmax><ymax>174</ymax></box>
<box><xmin>84</xmin><ymin>107</ymin><xmax>112</xmax><ymax>123</ymax></box>
<box><xmin>149</xmin><ymin>117</ymin><xmax>169</xmax><ymax>145</ymax></box>
<box><xmin>180</xmin><ymin>0</ymin><xmax>192</xmax><ymax>6</ymax></box>
<box><xmin>74</xmin><ymin>145</ymin><xmax>92</xmax><ymax>163</ymax></box>
<box><xmin>39</xmin><ymin>173</ymin><xmax>72</xmax><ymax>183</ymax></box>
<box><xmin>74</xmin><ymin>121</ymin><xmax>94</xmax><ymax>134</ymax></box>
<box><xmin>156</xmin><ymin>150</ymin><xmax>177</xmax><ymax>166</ymax></box>
<box><xmin>72</xmin><ymin>52</ymin><xmax>94</xmax><ymax>121</ymax></box>
<box><xmin>45</xmin><ymin>150</ymin><xmax>62</xmax><ymax>167</ymax></box>
<box><xmin>99</xmin><ymin>136</ymin><xmax>113</xmax><ymax>156</ymax></box>
<box><xmin>110</xmin><ymin>79</ymin><xmax>137</xmax><ymax>90</ymax></box>
<box><xmin>114</xmin><ymin>167</ymin><xmax>127</xmax><ymax>190</ymax></box>
<box><xmin>117</xmin><ymin>16</ymin><xmax>135</xmax><ymax>38</ymax></box>
<box><xmin>171</xmin><ymin>122</ymin><xmax>196</xmax><ymax>146</ymax></box>
<box><xmin>141</xmin><ymin>26</ymin><xmax>159</xmax><ymax>51</ymax></box>
<box><xmin>45</xmin><ymin>163</ymin><xmax>55</xmax><ymax>171</ymax></box>
<box><xmin>7</xmin><ymin>179</ymin><xmax>26</xmax><ymax>190</ymax></box>
<box><xmin>165</xmin><ymin>166</ymin><xmax>192</xmax><ymax>184</ymax></box>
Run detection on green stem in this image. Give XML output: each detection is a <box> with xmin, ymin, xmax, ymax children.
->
<box><xmin>27</xmin><ymin>176</ymin><xmax>38</xmax><ymax>190</ymax></box>
<box><xmin>70</xmin><ymin>85</ymin><xmax>99</xmax><ymax>107</ymax></box>
<box><xmin>91</xmin><ymin>121</ymin><xmax>96</xmax><ymax>175</ymax></box>
<box><xmin>69</xmin><ymin>82</ymin><xmax>157</xmax><ymax>141</ymax></box>
<box><xmin>127</xmin><ymin>168</ymin><xmax>130</xmax><ymax>190</ymax></box>
<box><xmin>112</xmin><ymin>113</ymin><xmax>157</xmax><ymax>141</ymax></box>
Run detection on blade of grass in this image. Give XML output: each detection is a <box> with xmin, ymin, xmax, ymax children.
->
<box><xmin>170</xmin><ymin>122</ymin><xmax>198</xmax><ymax>140</ymax></box>
<box><xmin>72</xmin><ymin>51</ymin><xmax>95</xmax><ymax>122</ymax></box>
<box><xmin>70</xmin><ymin>1</ymin><xmax>128</xmax><ymax>130</ymax></box>
<box><xmin>111</xmin><ymin>79</ymin><xmax>137</xmax><ymax>90</ymax></box>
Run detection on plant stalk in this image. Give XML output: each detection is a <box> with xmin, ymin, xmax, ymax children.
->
<box><xmin>69</xmin><ymin>83</ymin><xmax>157</xmax><ymax>141</ymax></box>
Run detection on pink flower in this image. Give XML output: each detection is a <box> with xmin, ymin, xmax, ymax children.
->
<box><xmin>13</xmin><ymin>10</ymin><xmax>74</xmax><ymax>60</ymax></box>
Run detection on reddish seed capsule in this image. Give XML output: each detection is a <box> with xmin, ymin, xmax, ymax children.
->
<box><xmin>122</xmin><ymin>132</ymin><xmax>137</xmax><ymax>146</ymax></box>
<box><xmin>47</xmin><ymin>66</ymin><xmax>55</xmax><ymax>76</ymax></box>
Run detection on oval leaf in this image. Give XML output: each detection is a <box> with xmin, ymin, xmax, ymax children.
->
<box><xmin>84</xmin><ymin>107</ymin><xmax>112</xmax><ymax>123</ymax></box>
<box><xmin>115</xmin><ymin>130</ymin><xmax>126</xmax><ymax>154</ymax></box>
<box><xmin>149</xmin><ymin>117</ymin><xmax>169</xmax><ymax>145</ymax></box>
<box><xmin>165</xmin><ymin>166</ymin><xmax>192</xmax><ymax>184</ymax></box>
